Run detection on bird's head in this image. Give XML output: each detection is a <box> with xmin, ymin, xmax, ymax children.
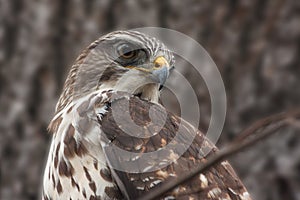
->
<box><xmin>56</xmin><ymin>31</ymin><xmax>174</xmax><ymax>113</ymax></box>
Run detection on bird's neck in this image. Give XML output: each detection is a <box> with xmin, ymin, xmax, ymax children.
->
<box><xmin>98</xmin><ymin>82</ymin><xmax>160</xmax><ymax>103</ymax></box>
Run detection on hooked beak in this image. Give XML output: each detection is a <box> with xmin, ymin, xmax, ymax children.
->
<box><xmin>151</xmin><ymin>56</ymin><xmax>170</xmax><ymax>87</ymax></box>
<box><xmin>124</xmin><ymin>56</ymin><xmax>171</xmax><ymax>89</ymax></box>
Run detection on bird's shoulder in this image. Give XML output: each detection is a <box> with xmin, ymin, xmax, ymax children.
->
<box><xmin>99</xmin><ymin>94</ymin><xmax>251</xmax><ymax>200</ymax></box>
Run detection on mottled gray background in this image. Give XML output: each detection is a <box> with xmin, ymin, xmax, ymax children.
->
<box><xmin>1</xmin><ymin>0</ymin><xmax>300</xmax><ymax>199</ymax></box>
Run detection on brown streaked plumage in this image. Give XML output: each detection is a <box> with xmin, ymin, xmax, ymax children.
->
<box><xmin>42</xmin><ymin>30</ymin><xmax>251</xmax><ymax>200</ymax></box>
<box><xmin>99</xmin><ymin>93</ymin><xmax>250</xmax><ymax>200</ymax></box>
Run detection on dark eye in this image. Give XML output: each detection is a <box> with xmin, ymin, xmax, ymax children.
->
<box><xmin>117</xmin><ymin>44</ymin><xmax>138</xmax><ymax>59</ymax></box>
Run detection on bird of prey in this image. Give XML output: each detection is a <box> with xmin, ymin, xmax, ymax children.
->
<box><xmin>42</xmin><ymin>30</ymin><xmax>251</xmax><ymax>200</ymax></box>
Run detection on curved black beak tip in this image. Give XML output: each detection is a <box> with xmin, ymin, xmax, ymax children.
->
<box><xmin>152</xmin><ymin>66</ymin><xmax>169</xmax><ymax>90</ymax></box>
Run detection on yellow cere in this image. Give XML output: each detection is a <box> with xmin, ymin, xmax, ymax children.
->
<box><xmin>153</xmin><ymin>56</ymin><xmax>169</xmax><ymax>69</ymax></box>
<box><xmin>125</xmin><ymin>56</ymin><xmax>169</xmax><ymax>72</ymax></box>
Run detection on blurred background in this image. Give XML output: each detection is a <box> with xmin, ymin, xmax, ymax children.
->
<box><xmin>1</xmin><ymin>0</ymin><xmax>300</xmax><ymax>199</ymax></box>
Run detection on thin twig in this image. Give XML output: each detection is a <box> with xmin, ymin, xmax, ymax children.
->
<box><xmin>139</xmin><ymin>109</ymin><xmax>300</xmax><ymax>200</ymax></box>
<box><xmin>235</xmin><ymin>108</ymin><xmax>300</xmax><ymax>142</ymax></box>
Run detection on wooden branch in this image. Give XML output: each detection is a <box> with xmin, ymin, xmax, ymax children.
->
<box><xmin>234</xmin><ymin>108</ymin><xmax>300</xmax><ymax>142</ymax></box>
<box><xmin>139</xmin><ymin>109</ymin><xmax>300</xmax><ymax>200</ymax></box>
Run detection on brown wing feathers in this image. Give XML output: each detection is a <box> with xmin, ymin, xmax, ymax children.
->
<box><xmin>99</xmin><ymin>94</ymin><xmax>250</xmax><ymax>200</ymax></box>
